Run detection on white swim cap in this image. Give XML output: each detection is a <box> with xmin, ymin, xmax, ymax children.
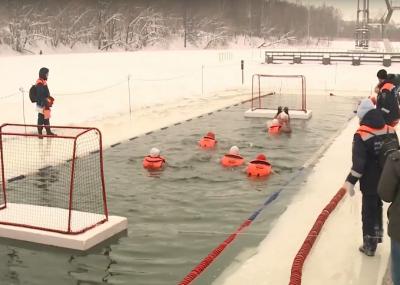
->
<box><xmin>229</xmin><ymin>145</ymin><xmax>240</xmax><ymax>155</ymax></box>
<box><xmin>149</xmin><ymin>147</ymin><xmax>160</xmax><ymax>157</ymax></box>
<box><xmin>357</xmin><ymin>98</ymin><xmax>375</xmax><ymax>120</ymax></box>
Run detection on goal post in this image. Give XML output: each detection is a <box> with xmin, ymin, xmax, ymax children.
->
<box><xmin>245</xmin><ymin>74</ymin><xmax>312</xmax><ymax>119</ymax></box>
<box><xmin>0</xmin><ymin>124</ymin><xmax>108</xmax><ymax>234</ymax></box>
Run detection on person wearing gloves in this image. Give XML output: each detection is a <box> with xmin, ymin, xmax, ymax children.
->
<box><xmin>378</xmin><ymin>151</ymin><xmax>400</xmax><ymax>285</ymax></box>
<box><xmin>342</xmin><ymin>98</ymin><xmax>397</xmax><ymax>256</ymax></box>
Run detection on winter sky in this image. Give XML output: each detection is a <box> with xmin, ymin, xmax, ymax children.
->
<box><xmin>288</xmin><ymin>0</ymin><xmax>400</xmax><ymax>22</ymax></box>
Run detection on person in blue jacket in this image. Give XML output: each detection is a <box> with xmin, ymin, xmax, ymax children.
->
<box><xmin>35</xmin><ymin>67</ymin><xmax>55</xmax><ymax>137</ymax></box>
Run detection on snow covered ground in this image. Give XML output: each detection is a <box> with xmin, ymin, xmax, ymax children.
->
<box><xmin>2</xmin><ymin>41</ymin><xmax>395</xmax><ymax>146</ymax></box>
<box><xmin>0</xmin><ymin>40</ymin><xmax>397</xmax><ymax>284</ymax></box>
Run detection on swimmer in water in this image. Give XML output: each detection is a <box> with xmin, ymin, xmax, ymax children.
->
<box><xmin>221</xmin><ymin>145</ymin><xmax>245</xmax><ymax>167</ymax></box>
<box><xmin>143</xmin><ymin>147</ymin><xmax>166</xmax><ymax>170</ymax></box>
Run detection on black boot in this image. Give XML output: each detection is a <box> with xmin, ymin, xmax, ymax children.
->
<box><xmin>359</xmin><ymin>235</ymin><xmax>377</xmax><ymax>257</ymax></box>
<box><xmin>375</xmin><ymin>225</ymin><xmax>383</xmax><ymax>244</ymax></box>
<box><xmin>45</xmin><ymin>127</ymin><xmax>56</xmax><ymax>136</ymax></box>
<box><xmin>37</xmin><ymin>127</ymin><xmax>43</xmax><ymax>139</ymax></box>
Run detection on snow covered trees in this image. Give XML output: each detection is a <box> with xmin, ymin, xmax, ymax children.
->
<box><xmin>0</xmin><ymin>0</ymin><xmax>353</xmax><ymax>53</ymax></box>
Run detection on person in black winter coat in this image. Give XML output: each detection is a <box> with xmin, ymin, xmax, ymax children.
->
<box><xmin>342</xmin><ymin>98</ymin><xmax>398</xmax><ymax>256</ymax></box>
<box><xmin>376</xmin><ymin>69</ymin><xmax>400</xmax><ymax>126</ymax></box>
<box><xmin>35</xmin><ymin>67</ymin><xmax>55</xmax><ymax>136</ymax></box>
<box><xmin>378</xmin><ymin>151</ymin><xmax>400</xmax><ymax>285</ymax></box>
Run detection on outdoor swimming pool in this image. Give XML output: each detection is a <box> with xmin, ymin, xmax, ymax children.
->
<box><xmin>0</xmin><ymin>93</ymin><xmax>358</xmax><ymax>285</ymax></box>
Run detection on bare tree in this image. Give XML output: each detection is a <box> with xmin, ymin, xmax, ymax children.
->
<box><xmin>187</xmin><ymin>15</ymin><xmax>229</xmax><ymax>49</ymax></box>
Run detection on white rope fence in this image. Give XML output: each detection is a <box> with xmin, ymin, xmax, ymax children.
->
<box><xmin>1</xmin><ymin>62</ymin><xmax>247</xmax><ymax>125</ymax></box>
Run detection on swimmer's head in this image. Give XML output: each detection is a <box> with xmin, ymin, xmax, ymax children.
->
<box><xmin>206</xmin><ymin>131</ymin><xmax>215</xmax><ymax>139</ymax></box>
<box><xmin>229</xmin><ymin>145</ymin><xmax>240</xmax><ymax>156</ymax></box>
<box><xmin>256</xmin><ymin>153</ymin><xmax>267</xmax><ymax>161</ymax></box>
<box><xmin>149</xmin><ymin>147</ymin><xmax>160</xmax><ymax>157</ymax></box>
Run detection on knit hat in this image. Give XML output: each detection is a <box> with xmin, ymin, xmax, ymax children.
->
<box><xmin>356</xmin><ymin>98</ymin><xmax>375</xmax><ymax>120</ymax></box>
<box><xmin>229</xmin><ymin>146</ymin><xmax>240</xmax><ymax>155</ymax></box>
<box><xmin>256</xmin><ymin>154</ymin><xmax>267</xmax><ymax>161</ymax></box>
<box><xmin>39</xmin><ymin>67</ymin><xmax>49</xmax><ymax>80</ymax></box>
<box><xmin>149</xmin><ymin>147</ymin><xmax>160</xmax><ymax>157</ymax></box>
<box><xmin>377</xmin><ymin>69</ymin><xmax>387</xmax><ymax>80</ymax></box>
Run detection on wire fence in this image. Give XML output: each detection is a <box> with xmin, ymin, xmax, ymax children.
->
<box><xmin>1</xmin><ymin>62</ymin><xmax>248</xmax><ymax>126</ymax></box>
<box><xmin>1</xmin><ymin>57</ymin><xmax>373</xmax><ymax>126</ymax></box>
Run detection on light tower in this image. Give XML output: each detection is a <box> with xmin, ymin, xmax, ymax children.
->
<box><xmin>355</xmin><ymin>0</ymin><xmax>400</xmax><ymax>49</ymax></box>
<box><xmin>382</xmin><ymin>0</ymin><xmax>400</xmax><ymax>35</ymax></box>
<box><xmin>355</xmin><ymin>0</ymin><xmax>370</xmax><ymax>49</ymax></box>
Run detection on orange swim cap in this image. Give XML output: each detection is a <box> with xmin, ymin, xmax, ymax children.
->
<box><xmin>206</xmin><ymin>132</ymin><xmax>215</xmax><ymax>139</ymax></box>
<box><xmin>256</xmin><ymin>154</ymin><xmax>267</xmax><ymax>161</ymax></box>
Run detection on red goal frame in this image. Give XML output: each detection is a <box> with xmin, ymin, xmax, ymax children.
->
<box><xmin>250</xmin><ymin>74</ymin><xmax>307</xmax><ymax>112</ymax></box>
<box><xmin>0</xmin><ymin>124</ymin><xmax>108</xmax><ymax>234</ymax></box>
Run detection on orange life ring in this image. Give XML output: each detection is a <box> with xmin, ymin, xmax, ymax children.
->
<box><xmin>268</xmin><ymin>125</ymin><xmax>281</xmax><ymax>134</ymax></box>
<box><xmin>199</xmin><ymin>136</ymin><xmax>217</xmax><ymax>148</ymax></box>
<box><xmin>143</xmin><ymin>156</ymin><xmax>166</xmax><ymax>170</ymax></box>
<box><xmin>221</xmin><ymin>154</ymin><xmax>244</xmax><ymax>167</ymax></box>
<box><xmin>246</xmin><ymin>160</ymin><xmax>272</xmax><ymax>177</ymax></box>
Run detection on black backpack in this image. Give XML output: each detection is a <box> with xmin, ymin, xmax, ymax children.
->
<box><xmin>29</xmin><ymin>85</ymin><xmax>37</xmax><ymax>103</ymax></box>
<box><xmin>387</xmin><ymin>73</ymin><xmax>400</xmax><ymax>104</ymax></box>
<box><xmin>363</xmin><ymin>128</ymin><xmax>400</xmax><ymax>169</ymax></box>
<box><xmin>388</xmin><ymin>73</ymin><xmax>400</xmax><ymax>87</ymax></box>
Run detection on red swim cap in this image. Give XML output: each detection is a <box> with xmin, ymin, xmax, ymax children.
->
<box><xmin>256</xmin><ymin>154</ymin><xmax>267</xmax><ymax>161</ymax></box>
<box><xmin>206</xmin><ymin>132</ymin><xmax>215</xmax><ymax>139</ymax></box>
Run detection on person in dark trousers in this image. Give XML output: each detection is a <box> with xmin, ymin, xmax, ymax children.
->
<box><xmin>342</xmin><ymin>98</ymin><xmax>398</xmax><ymax>256</ymax></box>
<box><xmin>378</xmin><ymin>151</ymin><xmax>400</xmax><ymax>285</ymax></box>
<box><xmin>375</xmin><ymin>69</ymin><xmax>400</xmax><ymax>127</ymax></box>
<box><xmin>36</xmin><ymin>67</ymin><xmax>55</xmax><ymax>137</ymax></box>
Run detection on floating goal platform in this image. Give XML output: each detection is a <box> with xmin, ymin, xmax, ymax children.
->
<box><xmin>244</xmin><ymin>108</ymin><xmax>312</xmax><ymax>119</ymax></box>
<box><xmin>245</xmin><ymin>74</ymin><xmax>312</xmax><ymax>119</ymax></box>
<box><xmin>0</xmin><ymin>124</ymin><xmax>127</xmax><ymax>250</ymax></box>
<box><xmin>0</xmin><ymin>203</ymin><xmax>127</xmax><ymax>250</ymax></box>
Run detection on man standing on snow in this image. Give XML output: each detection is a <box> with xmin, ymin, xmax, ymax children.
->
<box><xmin>36</xmin><ymin>67</ymin><xmax>55</xmax><ymax>137</ymax></box>
<box><xmin>378</xmin><ymin>152</ymin><xmax>400</xmax><ymax>285</ymax></box>
<box><xmin>375</xmin><ymin>69</ymin><xmax>400</xmax><ymax>127</ymax></box>
<box><xmin>342</xmin><ymin>98</ymin><xmax>398</xmax><ymax>256</ymax></box>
